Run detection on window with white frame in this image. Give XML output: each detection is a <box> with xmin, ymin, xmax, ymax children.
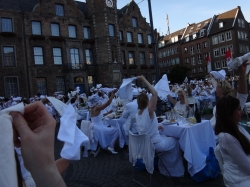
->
<box><xmin>128</xmin><ymin>51</ymin><xmax>134</xmax><ymax>65</ymax></box>
<box><xmin>175</xmin><ymin>47</ymin><xmax>179</xmax><ymax>53</ymax></box>
<box><xmin>185</xmin><ymin>35</ymin><xmax>189</xmax><ymax>42</ymax></box>
<box><xmin>171</xmin><ymin>59</ymin><xmax>175</xmax><ymax>65</ymax></box>
<box><xmin>242</xmin><ymin>19</ymin><xmax>245</xmax><ymax>28</ymax></box>
<box><xmin>184</xmin><ymin>47</ymin><xmax>188</xmax><ymax>53</ymax></box>
<box><xmin>4</xmin><ymin>77</ymin><xmax>19</xmax><ymax>98</ymax></box>
<box><xmin>241</xmin><ymin>31</ymin><xmax>245</xmax><ymax>40</ymax></box>
<box><xmin>1</xmin><ymin>17</ymin><xmax>13</xmax><ymax>32</ymax></box>
<box><xmin>55</xmin><ymin>4</ymin><xmax>64</xmax><ymax>16</ymax></box>
<box><xmin>3</xmin><ymin>46</ymin><xmax>15</xmax><ymax>67</ymax></box>
<box><xmin>56</xmin><ymin>77</ymin><xmax>65</xmax><ymax>93</ymax></box>
<box><xmin>238</xmin><ymin>31</ymin><xmax>241</xmax><ymax>39</ymax></box>
<box><xmin>215</xmin><ymin>61</ymin><xmax>220</xmax><ymax>69</ymax></box>
<box><xmin>70</xmin><ymin>48</ymin><xmax>80</xmax><ymax>69</ymax></box>
<box><xmin>36</xmin><ymin>77</ymin><xmax>47</xmax><ymax>95</ymax></box>
<box><xmin>85</xmin><ymin>49</ymin><xmax>93</xmax><ymax>65</ymax></box>
<box><xmin>138</xmin><ymin>33</ymin><xmax>143</xmax><ymax>44</ymax></box>
<box><xmin>198</xmin><ymin>66</ymin><xmax>203</xmax><ymax>72</ymax></box>
<box><xmin>162</xmin><ymin>51</ymin><xmax>166</xmax><ymax>57</ymax></box>
<box><xmin>166</xmin><ymin>49</ymin><xmax>170</xmax><ymax>56</ymax></box>
<box><xmin>83</xmin><ymin>27</ymin><xmax>91</xmax><ymax>39</ymax></box>
<box><xmin>196</xmin><ymin>43</ymin><xmax>201</xmax><ymax>53</ymax></box>
<box><xmin>192</xmin><ymin>67</ymin><xmax>196</xmax><ymax>74</ymax></box>
<box><xmin>108</xmin><ymin>24</ymin><xmax>115</xmax><ymax>36</ymax></box>
<box><xmin>132</xmin><ymin>17</ymin><xmax>137</xmax><ymax>27</ymax></box>
<box><xmin>219</xmin><ymin>22</ymin><xmax>223</xmax><ymax>28</ymax></box>
<box><xmin>220</xmin><ymin>47</ymin><xmax>226</xmax><ymax>56</ymax></box>
<box><xmin>203</xmin><ymin>41</ymin><xmax>207</xmax><ymax>48</ymax></box>
<box><xmin>32</xmin><ymin>21</ymin><xmax>41</xmax><ymax>35</ymax></box>
<box><xmin>197</xmin><ymin>54</ymin><xmax>202</xmax><ymax>64</ymax></box>
<box><xmin>221</xmin><ymin>60</ymin><xmax>227</xmax><ymax>68</ymax></box>
<box><xmin>119</xmin><ymin>31</ymin><xmax>123</xmax><ymax>41</ymax></box>
<box><xmin>149</xmin><ymin>52</ymin><xmax>154</xmax><ymax>64</ymax></box>
<box><xmin>175</xmin><ymin>58</ymin><xmax>180</xmax><ymax>64</ymax></box>
<box><xmin>219</xmin><ymin>33</ymin><xmax>225</xmax><ymax>42</ymax></box>
<box><xmin>170</xmin><ymin>48</ymin><xmax>174</xmax><ymax>55</ymax></box>
<box><xmin>51</xmin><ymin>23</ymin><xmax>60</xmax><ymax>36</ymax></box>
<box><xmin>204</xmin><ymin>53</ymin><xmax>208</xmax><ymax>60</ymax></box>
<box><xmin>212</xmin><ymin>36</ymin><xmax>218</xmax><ymax>44</ymax></box>
<box><xmin>226</xmin><ymin>31</ymin><xmax>232</xmax><ymax>41</ymax></box>
<box><xmin>214</xmin><ymin>48</ymin><xmax>219</xmax><ymax>57</ymax></box>
<box><xmin>226</xmin><ymin>45</ymin><xmax>233</xmax><ymax>54</ymax></box>
<box><xmin>191</xmin><ymin>56</ymin><xmax>195</xmax><ymax>65</ymax></box>
<box><xmin>190</xmin><ymin>46</ymin><xmax>194</xmax><ymax>54</ymax></box>
<box><xmin>200</xmin><ymin>29</ymin><xmax>205</xmax><ymax>37</ymax></box>
<box><xmin>193</xmin><ymin>33</ymin><xmax>197</xmax><ymax>39</ymax></box>
<box><xmin>127</xmin><ymin>32</ymin><xmax>133</xmax><ymax>42</ymax></box>
<box><xmin>53</xmin><ymin>48</ymin><xmax>62</xmax><ymax>65</ymax></box>
<box><xmin>147</xmin><ymin>35</ymin><xmax>152</xmax><ymax>44</ymax></box>
<box><xmin>33</xmin><ymin>47</ymin><xmax>44</xmax><ymax>65</ymax></box>
<box><xmin>139</xmin><ymin>52</ymin><xmax>145</xmax><ymax>65</ymax></box>
<box><xmin>185</xmin><ymin>57</ymin><xmax>189</xmax><ymax>64</ymax></box>
<box><xmin>238</xmin><ymin>19</ymin><xmax>242</xmax><ymax>27</ymax></box>
<box><xmin>68</xmin><ymin>25</ymin><xmax>76</xmax><ymax>38</ymax></box>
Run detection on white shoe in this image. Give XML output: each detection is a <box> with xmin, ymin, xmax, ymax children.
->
<box><xmin>108</xmin><ymin>147</ymin><xmax>118</xmax><ymax>154</ymax></box>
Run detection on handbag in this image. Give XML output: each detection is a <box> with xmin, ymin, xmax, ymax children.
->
<box><xmin>191</xmin><ymin>147</ymin><xmax>220</xmax><ymax>183</ymax></box>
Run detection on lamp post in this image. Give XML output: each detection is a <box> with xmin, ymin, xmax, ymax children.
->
<box><xmin>147</xmin><ymin>0</ymin><xmax>159</xmax><ymax>82</ymax></box>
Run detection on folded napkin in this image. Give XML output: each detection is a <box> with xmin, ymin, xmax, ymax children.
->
<box><xmin>227</xmin><ymin>52</ymin><xmax>250</xmax><ymax>74</ymax></box>
<box><xmin>58</xmin><ymin>104</ymin><xmax>89</xmax><ymax>160</ymax></box>
<box><xmin>210</xmin><ymin>69</ymin><xmax>226</xmax><ymax>81</ymax></box>
<box><xmin>154</xmin><ymin>74</ymin><xmax>172</xmax><ymax>100</ymax></box>
<box><xmin>118</xmin><ymin>78</ymin><xmax>136</xmax><ymax>100</ymax></box>
<box><xmin>0</xmin><ymin>103</ymin><xmax>24</xmax><ymax>187</ymax></box>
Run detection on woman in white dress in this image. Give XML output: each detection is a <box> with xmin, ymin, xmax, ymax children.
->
<box><xmin>88</xmin><ymin>90</ymin><xmax>119</xmax><ymax>154</ymax></box>
<box><xmin>136</xmin><ymin>76</ymin><xmax>184</xmax><ymax>177</ymax></box>
<box><xmin>167</xmin><ymin>89</ymin><xmax>189</xmax><ymax>117</ymax></box>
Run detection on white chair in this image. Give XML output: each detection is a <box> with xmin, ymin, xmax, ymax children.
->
<box><xmin>128</xmin><ymin>130</ymin><xmax>171</xmax><ymax>187</ymax></box>
<box><xmin>214</xmin><ymin>144</ymin><xmax>229</xmax><ymax>187</ymax></box>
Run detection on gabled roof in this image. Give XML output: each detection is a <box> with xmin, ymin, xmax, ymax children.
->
<box><xmin>162</xmin><ymin>28</ymin><xmax>185</xmax><ymax>45</ymax></box>
<box><xmin>209</xmin><ymin>7</ymin><xmax>239</xmax><ymax>35</ymax></box>
<box><xmin>0</xmin><ymin>0</ymin><xmax>39</xmax><ymax>12</ymax></box>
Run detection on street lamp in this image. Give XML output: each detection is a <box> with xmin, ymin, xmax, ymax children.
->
<box><xmin>147</xmin><ymin>0</ymin><xmax>159</xmax><ymax>82</ymax></box>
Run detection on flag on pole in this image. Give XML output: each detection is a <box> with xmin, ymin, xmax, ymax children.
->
<box><xmin>225</xmin><ymin>49</ymin><xmax>232</xmax><ymax>62</ymax></box>
<box><xmin>206</xmin><ymin>53</ymin><xmax>211</xmax><ymax>72</ymax></box>
<box><xmin>205</xmin><ymin>53</ymin><xmax>211</xmax><ymax>63</ymax></box>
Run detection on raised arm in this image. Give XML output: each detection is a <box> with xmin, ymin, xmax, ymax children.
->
<box><xmin>238</xmin><ymin>60</ymin><xmax>248</xmax><ymax>94</ymax></box>
<box><xmin>167</xmin><ymin>94</ymin><xmax>177</xmax><ymax>106</ymax></box>
<box><xmin>137</xmin><ymin>76</ymin><xmax>157</xmax><ymax>116</ymax></box>
<box><xmin>96</xmin><ymin>90</ymin><xmax>117</xmax><ymax>111</ymax></box>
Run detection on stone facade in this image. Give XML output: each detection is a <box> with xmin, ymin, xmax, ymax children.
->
<box><xmin>0</xmin><ymin>0</ymin><xmax>155</xmax><ymax>98</ymax></box>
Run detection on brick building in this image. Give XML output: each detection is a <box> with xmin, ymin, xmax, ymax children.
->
<box><xmin>0</xmin><ymin>0</ymin><xmax>155</xmax><ymax>98</ymax></box>
<box><xmin>158</xmin><ymin>6</ymin><xmax>250</xmax><ymax>81</ymax></box>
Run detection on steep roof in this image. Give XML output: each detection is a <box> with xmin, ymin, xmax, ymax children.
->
<box><xmin>209</xmin><ymin>7</ymin><xmax>239</xmax><ymax>35</ymax></box>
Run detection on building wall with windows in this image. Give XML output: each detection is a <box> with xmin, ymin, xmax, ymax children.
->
<box><xmin>0</xmin><ymin>0</ymin><xmax>154</xmax><ymax>97</ymax></box>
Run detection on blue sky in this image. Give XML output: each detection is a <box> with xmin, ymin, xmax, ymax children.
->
<box><xmin>77</xmin><ymin>0</ymin><xmax>250</xmax><ymax>35</ymax></box>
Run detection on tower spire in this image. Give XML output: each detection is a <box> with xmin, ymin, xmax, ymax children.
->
<box><xmin>166</xmin><ymin>14</ymin><xmax>170</xmax><ymax>35</ymax></box>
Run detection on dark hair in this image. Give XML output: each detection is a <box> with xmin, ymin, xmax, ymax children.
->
<box><xmin>137</xmin><ymin>93</ymin><xmax>149</xmax><ymax>110</ymax></box>
<box><xmin>215</xmin><ymin>96</ymin><xmax>250</xmax><ymax>155</ymax></box>
<box><xmin>186</xmin><ymin>86</ymin><xmax>192</xmax><ymax>97</ymax></box>
<box><xmin>70</xmin><ymin>98</ymin><xmax>76</xmax><ymax>104</ymax></box>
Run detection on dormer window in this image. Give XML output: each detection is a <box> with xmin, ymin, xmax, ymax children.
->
<box><xmin>204</xmin><ymin>21</ymin><xmax>208</xmax><ymax>26</ymax></box>
<box><xmin>219</xmin><ymin>22</ymin><xmax>223</xmax><ymax>28</ymax></box>
<box><xmin>193</xmin><ymin>33</ymin><xmax>197</xmax><ymax>39</ymax></box>
<box><xmin>200</xmin><ymin>29</ymin><xmax>205</xmax><ymax>37</ymax></box>
<box><xmin>190</xmin><ymin>27</ymin><xmax>194</xmax><ymax>32</ymax></box>
<box><xmin>197</xmin><ymin>24</ymin><xmax>201</xmax><ymax>29</ymax></box>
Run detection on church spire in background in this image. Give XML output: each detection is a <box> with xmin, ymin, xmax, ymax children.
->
<box><xmin>166</xmin><ymin>14</ymin><xmax>170</xmax><ymax>35</ymax></box>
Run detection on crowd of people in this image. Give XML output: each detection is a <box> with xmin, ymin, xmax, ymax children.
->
<box><xmin>1</xmin><ymin>57</ymin><xmax>250</xmax><ymax>186</ymax></box>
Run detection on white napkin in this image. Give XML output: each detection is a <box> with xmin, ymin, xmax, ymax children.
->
<box><xmin>99</xmin><ymin>87</ymin><xmax>116</xmax><ymax>94</ymax></box>
<box><xmin>47</xmin><ymin>96</ymin><xmax>67</xmax><ymax>116</ymax></box>
<box><xmin>58</xmin><ymin>104</ymin><xmax>89</xmax><ymax>160</ymax></box>
<box><xmin>227</xmin><ymin>52</ymin><xmax>250</xmax><ymax>74</ymax></box>
<box><xmin>154</xmin><ymin>74</ymin><xmax>172</xmax><ymax>100</ymax></box>
<box><xmin>210</xmin><ymin>69</ymin><xmax>226</xmax><ymax>81</ymax></box>
<box><xmin>118</xmin><ymin>78</ymin><xmax>136</xmax><ymax>100</ymax></box>
<box><xmin>0</xmin><ymin>103</ymin><xmax>24</xmax><ymax>187</ymax></box>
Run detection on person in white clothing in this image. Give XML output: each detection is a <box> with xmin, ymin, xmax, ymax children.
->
<box><xmin>135</xmin><ymin>76</ymin><xmax>184</xmax><ymax>177</ymax></box>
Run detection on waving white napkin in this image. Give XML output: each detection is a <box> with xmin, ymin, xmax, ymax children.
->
<box><xmin>118</xmin><ymin>78</ymin><xmax>136</xmax><ymax>100</ymax></box>
<box><xmin>0</xmin><ymin>103</ymin><xmax>24</xmax><ymax>187</ymax></box>
<box><xmin>99</xmin><ymin>87</ymin><xmax>116</xmax><ymax>94</ymax></box>
<box><xmin>210</xmin><ymin>69</ymin><xmax>226</xmax><ymax>81</ymax></box>
<box><xmin>154</xmin><ymin>74</ymin><xmax>172</xmax><ymax>100</ymax></box>
<box><xmin>58</xmin><ymin>104</ymin><xmax>89</xmax><ymax>160</ymax></box>
<box><xmin>47</xmin><ymin>96</ymin><xmax>67</xmax><ymax>116</ymax></box>
<box><xmin>227</xmin><ymin>52</ymin><xmax>250</xmax><ymax>74</ymax></box>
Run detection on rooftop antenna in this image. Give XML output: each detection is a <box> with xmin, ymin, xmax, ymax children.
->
<box><xmin>166</xmin><ymin>14</ymin><xmax>170</xmax><ymax>35</ymax></box>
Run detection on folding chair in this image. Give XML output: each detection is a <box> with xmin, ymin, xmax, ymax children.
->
<box><xmin>128</xmin><ymin>131</ymin><xmax>171</xmax><ymax>187</ymax></box>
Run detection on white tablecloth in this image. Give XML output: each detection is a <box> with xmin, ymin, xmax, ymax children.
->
<box><xmin>161</xmin><ymin>120</ymin><xmax>216</xmax><ymax>176</ymax></box>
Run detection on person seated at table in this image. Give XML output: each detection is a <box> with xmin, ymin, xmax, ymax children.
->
<box><xmin>118</xmin><ymin>99</ymin><xmax>138</xmax><ymax>147</ymax></box>
<box><xmin>210</xmin><ymin>60</ymin><xmax>249</xmax><ymax>129</ymax></box>
<box><xmin>88</xmin><ymin>90</ymin><xmax>119</xmax><ymax>154</ymax></box>
<box><xmin>215</xmin><ymin>95</ymin><xmax>250</xmax><ymax>187</ymax></box>
<box><xmin>103</xmin><ymin>91</ymin><xmax>117</xmax><ymax>117</ymax></box>
<box><xmin>167</xmin><ymin>89</ymin><xmax>189</xmax><ymax>117</ymax></box>
<box><xmin>135</xmin><ymin>75</ymin><xmax>184</xmax><ymax>177</ymax></box>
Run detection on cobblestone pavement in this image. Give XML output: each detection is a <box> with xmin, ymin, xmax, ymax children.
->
<box><xmin>54</xmin><ymin>114</ymin><xmax>227</xmax><ymax>187</ymax></box>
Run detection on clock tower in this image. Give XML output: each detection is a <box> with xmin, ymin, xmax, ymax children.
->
<box><xmin>86</xmin><ymin>0</ymin><xmax>121</xmax><ymax>88</ymax></box>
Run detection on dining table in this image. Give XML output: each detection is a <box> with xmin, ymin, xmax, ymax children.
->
<box><xmin>159</xmin><ymin>119</ymin><xmax>216</xmax><ymax>176</ymax></box>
